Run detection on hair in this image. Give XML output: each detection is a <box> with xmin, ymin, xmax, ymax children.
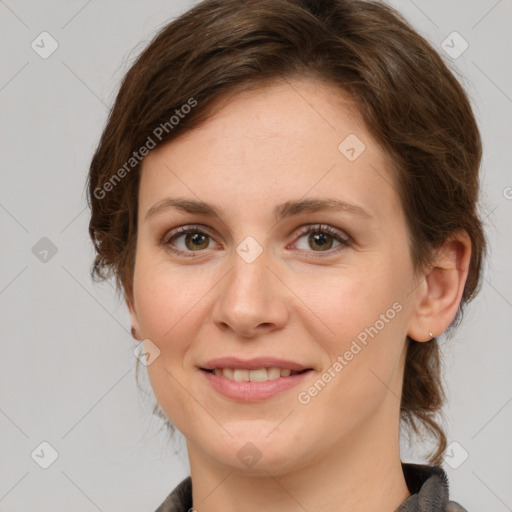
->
<box><xmin>87</xmin><ymin>0</ymin><xmax>486</xmax><ymax>465</ymax></box>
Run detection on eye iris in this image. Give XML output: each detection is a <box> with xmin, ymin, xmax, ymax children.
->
<box><xmin>308</xmin><ymin>232</ymin><xmax>333</xmax><ymax>251</ymax></box>
<box><xmin>185</xmin><ymin>232</ymin><xmax>209</xmax><ymax>250</ymax></box>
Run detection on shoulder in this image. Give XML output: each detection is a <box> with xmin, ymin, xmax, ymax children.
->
<box><xmin>396</xmin><ymin>462</ymin><xmax>469</xmax><ymax>512</ymax></box>
<box><xmin>154</xmin><ymin>476</ymin><xmax>192</xmax><ymax>512</ymax></box>
<box><xmin>447</xmin><ymin>501</ymin><xmax>468</xmax><ymax>512</ymax></box>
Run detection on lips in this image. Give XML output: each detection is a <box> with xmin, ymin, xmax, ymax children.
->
<box><xmin>199</xmin><ymin>357</ymin><xmax>313</xmax><ymax>400</ymax></box>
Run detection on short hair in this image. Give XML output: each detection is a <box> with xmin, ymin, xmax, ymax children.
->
<box><xmin>87</xmin><ymin>0</ymin><xmax>486</xmax><ymax>464</ymax></box>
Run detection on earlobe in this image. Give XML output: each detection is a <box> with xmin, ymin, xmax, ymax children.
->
<box><xmin>126</xmin><ymin>293</ymin><xmax>142</xmax><ymax>341</ymax></box>
<box><xmin>407</xmin><ymin>231</ymin><xmax>471</xmax><ymax>342</ymax></box>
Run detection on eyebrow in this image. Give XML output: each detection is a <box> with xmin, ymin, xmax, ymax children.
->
<box><xmin>144</xmin><ymin>197</ymin><xmax>374</xmax><ymax>222</ymax></box>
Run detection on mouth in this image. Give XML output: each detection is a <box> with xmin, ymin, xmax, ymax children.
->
<box><xmin>198</xmin><ymin>357</ymin><xmax>314</xmax><ymax>402</ymax></box>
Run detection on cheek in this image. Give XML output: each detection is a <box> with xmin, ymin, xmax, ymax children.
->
<box><xmin>291</xmin><ymin>264</ymin><xmax>405</xmax><ymax>344</ymax></box>
<box><xmin>133</xmin><ymin>260</ymin><xmax>210</xmax><ymax>431</ymax></box>
<box><xmin>133</xmin><ymin>252</ymin><xmax>208</xmax><ymax>342</ymax></box>
<box><xmin>293</xmin><ymin>266</ymin><xmax>407</xmax><ymax>403</ymax></box>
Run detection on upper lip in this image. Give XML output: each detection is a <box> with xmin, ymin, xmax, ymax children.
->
<box><xmin>200</xmin><ymin>357</ymin><xmax>312</xmax><ymax>372</ymax></box>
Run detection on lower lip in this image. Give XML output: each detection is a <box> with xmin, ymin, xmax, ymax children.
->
<box><xmin>200</xmin><ymin>369</ymin><xmax>312</xmax><ymax>402</ymax></box>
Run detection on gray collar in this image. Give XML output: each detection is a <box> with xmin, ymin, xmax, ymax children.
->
<box><xmin>155</xmin><ymin>462</ymin><xmax>468</xmax><ymax>512</ymax></box>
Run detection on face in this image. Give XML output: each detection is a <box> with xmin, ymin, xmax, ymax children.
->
<box><xmin>128</xmin><ymin>79</ymin><xmax>422</xmax><ymax>475</ymax></box>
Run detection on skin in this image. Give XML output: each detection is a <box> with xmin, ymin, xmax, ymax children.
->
<box><xmin>127</xmin><ymin>78</ymin><xmax>471</xmax><ymax>512</ymax></box>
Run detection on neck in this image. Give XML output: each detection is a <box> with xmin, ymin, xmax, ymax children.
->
<box><xmin>187</xmin><ymin>400</ymin><xmax>410</xmax><ymax>512</ymax></box>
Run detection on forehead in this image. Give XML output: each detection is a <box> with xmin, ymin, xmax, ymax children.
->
<box><xmin>139</xmin><ymin>79</ymin><xmax>400</xmax><ymax>222</ymax></box>
<box><xmin>168</xmin><ymin>78</ymin><xmax>370</xmax><ymax>157</ymax></box>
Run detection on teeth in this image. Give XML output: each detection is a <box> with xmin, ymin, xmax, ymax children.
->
<box><xmin>248</xmin><ymin>368</ymin><xmax>267</xmax><ymax>382</ymax></box>
<box><xmin>223</xmin><ymin>368</ymin><xmax>234</xmax><ymax>379</ymax></box>
<box><xmin>267</xmin><ymin>367</ymin><xmax>281</xmax><ymax>380</ymax></box>
<box><xmin>234</xmin><ymin>369</ymin><xmax>249</xmax><ymax>382</ymax></box>
<box><xmin>211</xmin><ymin>367</ymin><xmax>301</xmax><ymax>382</ymax></box>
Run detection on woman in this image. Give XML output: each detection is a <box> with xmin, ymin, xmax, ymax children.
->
<box><xmin>87</xmin><ymin>0</ymin><xmax>485</xmax><ymax>510</ymax></box>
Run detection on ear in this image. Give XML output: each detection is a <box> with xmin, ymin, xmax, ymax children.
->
<box><xmin>407</xmin><ymin>230</ymin><xmax>471</xmax><ymax>342</ymax></box>
<box><xmin>126</xmin><ymin>292</ymin><xmax>142</xmax><ymax>341</ymax></box>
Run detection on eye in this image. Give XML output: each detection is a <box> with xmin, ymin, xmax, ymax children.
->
<box><xmin>290</xmin><ymin>224</ymin><xmax>351</xmax><ymax>255</ymax></box>
<box><xmin>162</xmin><ymin>223</ymin><xmax>351</xmax><ymax>258</ymax></box>
<box><xmin>163</xmin><ymin>225</ymin><xmax>218</xmax><ymax>257</ymax></box>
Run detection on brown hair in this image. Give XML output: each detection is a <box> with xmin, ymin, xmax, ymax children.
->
<box><xmin>87</xmin><ymin>0</ymin><xmax>485</xmax><ymax>465</ymax></box>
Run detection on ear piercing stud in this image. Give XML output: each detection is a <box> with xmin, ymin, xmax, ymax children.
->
<box><xmin>429</xmin><ymin>331</ymin><xmax>433</xmax><ymax>338</ymax></box>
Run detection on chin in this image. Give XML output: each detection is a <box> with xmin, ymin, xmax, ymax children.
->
<box><xmin>199</xmin><ymin>427</ymin><xmax>309</xmax><ymax>476</ymax></box>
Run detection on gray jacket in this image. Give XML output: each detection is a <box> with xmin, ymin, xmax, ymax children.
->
<box><xmin>155</xmin><ymin>463</ymin><xmax>468</xmax><ymax>511</ymax></box>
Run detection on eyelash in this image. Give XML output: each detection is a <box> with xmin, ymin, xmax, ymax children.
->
<box><xmin>162</xmin><ymin>223</ymin><xmax>351</xmax><ymax>258</ymax></box>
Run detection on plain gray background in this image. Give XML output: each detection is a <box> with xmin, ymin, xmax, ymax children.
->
<box><xmin>1</xmin><ymin>0</ymin><xmax>511</xmax><ymax>510</ymax></box>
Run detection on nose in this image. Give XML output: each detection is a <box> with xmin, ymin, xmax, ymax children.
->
<box><xmin>211</xmin><ymin>249</ymin><xmax>289</xmax><ymax>338</ymax></box>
